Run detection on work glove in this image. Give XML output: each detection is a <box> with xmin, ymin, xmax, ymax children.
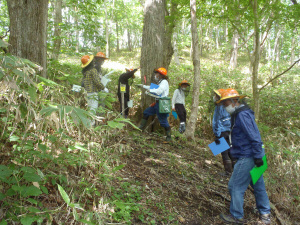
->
<box><xmin>135</xmin><ymin>84</ymin><xmax>143</xmax><ymax>88</ymax></box>
<box><xmin>215</xmin><ymin>138</ymin><xmax>220</xmax><ymax>145</ymax></box>
<box><xmin>254</xmin><ymin>158</ymin><xmax>264</xmax><ymax>167</ymax></box>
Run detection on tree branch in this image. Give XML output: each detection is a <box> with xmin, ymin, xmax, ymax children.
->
<box><xmin>259</xmin><ymin>58</ymin><xmax>300</xmax><ymax>92</ymax></box>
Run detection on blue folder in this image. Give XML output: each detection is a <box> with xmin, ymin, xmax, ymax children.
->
<box><xmin>172</xmin><ymin>111</ymin><xmax>178</xmax><ymax>119</ymax></box>
<box><xmin>208</xmin><ymin>137</ymin><xmax>230</xmax><ymax>156</ymax></box>
<box><xmin>150</xmin><ymin>83</ymin><xmax>159</xmax><ymax>89</ymax></box>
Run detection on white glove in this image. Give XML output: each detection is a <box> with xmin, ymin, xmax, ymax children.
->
<box><xmin>103</xmin><ymin>87</ymin><xmax>109</xmax><ymax>93</ymax></box>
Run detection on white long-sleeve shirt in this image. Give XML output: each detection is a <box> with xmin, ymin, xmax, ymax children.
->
<box><xmin>172</xmin><ymin>88</ymin><xmax>185</xmax><ymax>108</ymax></box>
<box><xmin>143</xmin><ymin>79</ymin><xmax>169</xmax><ymax>98</ymax></box>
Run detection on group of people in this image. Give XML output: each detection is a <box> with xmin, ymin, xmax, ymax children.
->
<box><xmin>80</xmin><ymin>56</ymin><xmax>271</xmax><ymax>224</ymax></box>
<box><xmin>213</xmin><ymin>88</ymin><xmax>271</xmax><ymax>224</ymax></box>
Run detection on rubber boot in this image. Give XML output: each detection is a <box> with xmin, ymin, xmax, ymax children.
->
<box><xmin>231</xmin><ymin>158</ymin><xmax>237</xmax><ymax>168</ymax></box>
<box><xmin>139</xmin><ymin>118</ymin><xmax>148</xmax><ymax>130</ymax></box>
<box><xmin>179</xmin><ymin>122</ymin><xmax>186</xmax><ymax>133</ymax></box>
<box><xmin>223</xmin><ymin>159</ymin><xmax>233</xmax><ymax>175</ymax></box>
<box><xmin>165</xmin><ymin>127</ymin><xmax>172</xmax><ymax>141</ymax></box>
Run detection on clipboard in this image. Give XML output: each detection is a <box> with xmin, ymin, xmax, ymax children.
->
<box><xmin>250</xmin><ymin>155</ymin><xmax>268</xmax><ymax>185</ymax></box>
<box><xmin>208</xmin><ymin>137</ymin><xmax>230</xmax><ymax>156</ymax></box>
<box><xmin>172</xmin><ymin>111</ymin><xmax>178</xmax><ymax>119</ymax></box>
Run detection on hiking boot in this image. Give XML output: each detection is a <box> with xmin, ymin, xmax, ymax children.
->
<box><xmin>260</xmin><ymin>214</ymin><xmax>271</xmax><ymax>224</ymax></box>
<box><xmin>138</xmin><ymin>118</ymin><xmax>148</xmax><ymax>130</ymax></box>
<box><xmin>179</xmin><ymin>122</ymin><xmax>185</xmax><ymax>133</ymax></box>
<box><xmin>220</xmin><ymin>213</ymin><xmax>244</xmax><ymax>224</ymax></box>
<box><xmin>165</xmin><ymin>126</ymin><xmax>172</xmax><ymax>141</ymax></box>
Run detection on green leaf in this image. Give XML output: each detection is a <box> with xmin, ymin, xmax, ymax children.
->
<box><xmin>112</xmin><ymin>164</ymin><xmax>125</xmax><ymax>172</ymax></box>
<box><xmin>41</xmin><ymin>186</ymin><xmax>48</xmax><ymax>194</ymax></box>
<box><xmin>107</xmin><ymin>121</ymin><xmax>125</xmax><ymax>129</ymax></box>
<box><xmin>0</xmin><ymin>193</ymin><xmax>6</xmax><ymax>201</ymax></box>
<box><xmin>40</xmin><ymin>105</ymin><xmax>59</xmax><ymax>117</ymax></box>
<box><xmin>74</xmin><ymin>143</ymin><xmax>88</xmax><ymax>152</ymax></box>
<box><xmin>38</xmin><ymin>144</ymin><xmax>47</xmax><ymax>151</ymax></box>
<box><xmin>0</xmin><ymin>165</ymin><xmax>13</xmax><ymax>180</ymax></box>
<box><xmin>0</xmin><ymin>219</ymin><xmax>7</xmax><ymax>225</ymax></box>
<box><xmin>20</xmin><ymin>216</ymin><xmax>36</xmax><ymax>225</ymax></box>
<box><xmin>21</xmin><ymin>185</ymin><xmax>42</xmax><ymax>197</ymax></box>
<box><xmin>36</xmin><ymin>75</ymin><xmax>60</xmax><ymax>87</ymax></box>
<box><xmin>57</xmin><ymin>184</ymin><xmax>70</xmax><ymax>205</ymax></box>
<box><xmin>27</xmin><ymin>198</ymin><xmax>38</xmax><ymax>205</ymax></box>
<box><xmin>23</xmin><ymin>172</ymin><xmax>41</xmax><ymax>182</ymax></box>
<box><xmin>9</xmin><ymin>135</ymin><xmax>20</xmax><ymax>142</ymax></box>
<box><xmin>28</xmin><ymin>86</ymin><xmax>37</xmax><ymax>102</ymax></box>
<box><xmin>21</xmin><ymin>167</ymin><xmax>36</xmax><ymax>173</ymax></box>
<box><xmin>28</xmin><ymin>206</ymin><xmax>41</xmax><ymax>213</ymax></box>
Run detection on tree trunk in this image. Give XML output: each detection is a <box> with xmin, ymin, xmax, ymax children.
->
<box><xmin>104</xmin><ymin>0</ymin><xmax>110</xmax><ymax>57</ymax></box>
<box><xmin>273</xmin><ymin>24</ymin><xmax>281</xmax><ymax>62</ymax></box>
<box><xmin>215</xmin><ymin>25</ymin><xmax>219</xmax><ymax>49</ymax></box>
<box><xmin>251</xmin><ymin>0</ymin><xmax>261</xmax><ymax>120</ymax></box>
<box><xmin>163</xmin><ymin>1</ymin><xmax>178</xmax><ymax>70</ymax></box>
<box><xmin>199</xmin><ymin>17</ymin><xmax>203</xmax><ymax>56</ymax></box>
<box><xmin>53</xmin><ymin>0</ymin><xmax>62</xmax><ymax>60</ymax></box>
<box><xmin>290</xmin><ymin>28</ymin><xmax>296</xmax><ymax>65</ymax></box>
<box><xmin>127</xmin><ymin>28</ymin><xmax>132</xmax><ymax>51</ymax></box>
<box><xmin>140</xmin><ymin>0</ymin><xmax>165</xmax><ymax>111</ymax></box>
<box><xmin>229</xmin><ymin>30</ymin><xmax>239</xmax><ymax>69</ymax></box>
<box><xmin>185</xmin><ymin>0</ymin><xmax>201</xmax><ymax>140</ymax></box>
<box><xmin>173</xmin><ymin>32</ymin><xmax>180</xmax><ymax>65</ymax></box>
<box><xmin>116</xmin><ymin>21</ymin><xmax>120</xmax><ymax>52</ymax></box>
<box><xmin>75</xmin><ymin>7</ymin><xmax>79</xmax><ymax>53</ymax></box>
<box><xmin>7</xmin><ymin>0</ymin><xmax>48</xmax><ymax>77</ymax></box>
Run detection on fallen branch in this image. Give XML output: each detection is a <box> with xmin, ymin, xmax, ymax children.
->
<box><xmin>259</xmin><ymin>58</ymin><xmax>300</xmax><ymax>92</ymax></box>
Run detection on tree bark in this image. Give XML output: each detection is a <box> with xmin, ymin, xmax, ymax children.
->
<box><xmin>104</xmin><ymin>0</ymin><xmax>110</xmax><ymax>57</ymax></box>
<box><xmin>116</xmin><ymin>21</ymin><xmax>120</xmax><ymax>52</ymax></box>
<box><xmin>185</xmin><ymin>0</ymin><xmax>201</xmax><ymax>140</ymax></box>
<box><xmin>140</xmin><ymin>0</ymin><xmax>165</xmax><ymax>111</ymax></box>
<box><xmin>53</xmin><ymin>0</ymin><xmax>62</xmax><ymax>60</ymax></box>
<box><xmin>229</xmin><ymin>30</ymin><xmax>239</xmax><ymax>69</ymax></box>
<box><xmin>127</xmin><ymin>28</ymin><xmax>132</xmax><ymax>51</ymax></box>
<box><xmin>290</xmin><ymin>29</ymin><xmax>296</xmax><ymax>64</ymax></box>
<box><xmin>7</xmin><ymin>0</ymin><xmax>48</xmax><ymax>77</ymax></box>
<box><xmin>163</xmin><ymin>0</ymin><xmax>178</xmax><ymax>70</ymax></box>
<box><xmin>251</xmin><ymin>0</ymin><xmax>261</xmax><ymax>120</ymax></box>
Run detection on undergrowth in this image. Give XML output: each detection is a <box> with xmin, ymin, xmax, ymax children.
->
<box><xmin>0</xmin><ymin>49</ymin><xmax>299</xmax><ymax>224</ymax></box>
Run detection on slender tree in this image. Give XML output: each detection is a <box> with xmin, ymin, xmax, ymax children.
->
<box><xmin>7</xmin><ymin>0</ymin><xmax>48</xmax><ymax>77</ymax></box>
<box><xmin>185</xmin><ymin>0</ymin><xmax>201</xmax><ymax>139</ymax></box>
<box><xmin>251</xmin><ymin>0</ymin><xmax>261</xmax><ymax>119</ymax></box>
<box><xmin>53</xmin><ymin>0</ymin><xmax>62</xmax><ymax>60</ymax></box>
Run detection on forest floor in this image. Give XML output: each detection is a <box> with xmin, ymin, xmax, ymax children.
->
<box><xmin>95</xmin><ymin>121</ymin><xmax>295</xmax><ymax>225</ymax></box>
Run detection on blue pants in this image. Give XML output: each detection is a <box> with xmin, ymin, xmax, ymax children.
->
<box><xmin>228</xmin><ymin>157</ymin><xmax>270</xmax><ymax>219</ymax></box>
<box><xmin>143</xmin><ymin>103</ymin><xmax>169</xmax><ymax>128</ymax></box>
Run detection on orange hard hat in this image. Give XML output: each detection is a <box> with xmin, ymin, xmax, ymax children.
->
<box><xmin>213</xmin><ymin>89</ymin><xmax>225</xmax><ymax>97</ymax></box>
<box><xmin>95</xmin><ymin>52</ymin><xmax>108</xmax><ymax>59</ymax></box>
<box><xmin>217</xmin><ymin>88</ymin><xmax>246</xmax><ymax>103</ymax></box>
<box><xmin>179</xmin><ymin>80</ymin><xmax>190</xmax><ymax>86</ymax></box>
<box><xmin>81</xmin><ymin>55</ymin><xmax>94</xmax><ymax>68</ymax></box>
<box><xmin>155</xmin><ymin>67</ymin><xmax>167</xmax><ymax>76</ymax></box>
<box><xmin>125</xmin><ymin>68</ymin><xmax>133</xmax><ymax>72</ymax></box>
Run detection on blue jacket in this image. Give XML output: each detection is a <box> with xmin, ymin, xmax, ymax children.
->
<box><xmin>231</xmin><ymin>107</ymin><xmax>265</xmax><ymax>159</ymax></box>
<box><xmin>212</xmin><ymin>105</ymin><xmax>231</xmax><ymax>137</ymax></box>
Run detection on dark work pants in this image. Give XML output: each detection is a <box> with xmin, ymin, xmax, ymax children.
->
<box><xmin>220</xmin><ymin>131</ymin><xmax>232</xmax><ymax>161</ymax></box>
<box><xmin>118</xmin><ymin>94</ymin><xmax>129</xmax><ymax>116</ymax></box>
<box><xmin>175</xmin><ymin>104</ymin><xmax>186</xmax><ymax>123</ymax></box>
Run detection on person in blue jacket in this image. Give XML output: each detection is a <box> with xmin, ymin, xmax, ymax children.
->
<box><xmin>212</xmin><ymin>89</ymin><xmax>235</xmax><ymax>175</ymax></box>
<box><xmin>136</xmin><ymin>67</ymin><xmax>171</xmax><ymax>141</ymax></box>
<box><xmin>218</xmin><ymin>88</ymin><xmax>271</xmax><ymax>225</ymax></box>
